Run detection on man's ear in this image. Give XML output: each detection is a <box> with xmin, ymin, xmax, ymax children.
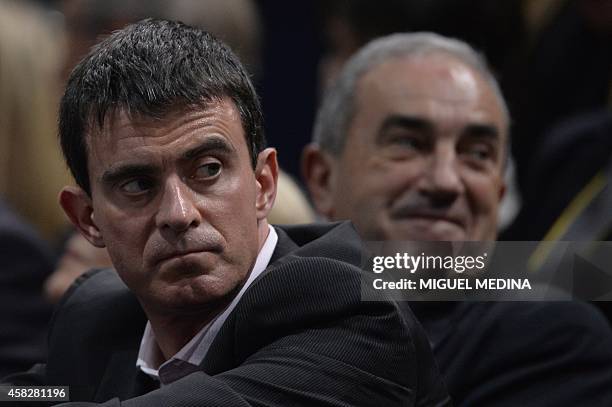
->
<box><xmin>59</xmin><ymin>186</ymin><xmax>106</xmax><ymax>248</ymax></box>
<box><xmin>499</xmin><ymin>181</ymin><xmax>507</xmax><ymax>201</ymax></box>
<box><xmin>254</xmin><ymin>148</ymin><xmax>278</xmax><ymax>220</ymax></box>
<box><xmin>301</xmin><ymin>143</ymin><xmax>337</xmax><ymax>219</ymax></box>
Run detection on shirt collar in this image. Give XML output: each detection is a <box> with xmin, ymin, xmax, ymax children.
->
<box><xmin>136</xmin><ymin>225</ymin><xmax>278</xmax><ymax>384</ymax></box>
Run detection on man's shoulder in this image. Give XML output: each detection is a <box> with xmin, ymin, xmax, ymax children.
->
<box><xmin>436</xmin><ymin>301</ymin><xmax>612</xmax><ymax>370</ymax></box>
<box><xmin>41</xmin><ymin>268</ymin><xmax>145</xmax><ymax>393</ymax></box>
<box><xmin>49</xmin><ymin>268</ymin><xmax>146</xmax><ymax>351</ymax></box>
<box><xmin>217</xmin><ymin>225</ymin><xmax>430</xmax><ymax>393</ymax></box>
<box><xmin>53</xmin><ymin>268</ymin><xmax>139</xmax><ymax>316</ymax></box>
<box><xmin>475</xmin><ymin>301</ymin><xmax>611</xmax><ymax>339</ymax></box>
<box><xmin>271</xmin><ymin>221</ymin><xmax>363</xmax><ymax>267</ymax></box>
<box><xmin>240</xmin><ymin>221</ymin><xmax>386</xmax><ymax>329</ymax></box>
<box><xmin>431</xmin><ymin>301</ymin><xmax>612</xmax><ymax>405</ymax></box>
<box><xmin>258</xmin><ymin>222</ymin><xmax>393</xmax><ymax>328</ymax></box>
<box><xmin>255</xmin><ymin>221</ymin><xmax>432</xmax><ymax>346</ymax></box>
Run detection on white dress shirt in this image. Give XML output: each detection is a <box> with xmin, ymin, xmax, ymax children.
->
<box><xmin>136</xmin><ymin>225</ymin><xmax>278</xmax><ymax>385</ymax></box>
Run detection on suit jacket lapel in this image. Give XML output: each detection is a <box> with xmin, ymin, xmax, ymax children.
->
<box><xmin>269</xmin><ymin>227</ymin><xmax>299</xmax><ymax>265</ymax></box>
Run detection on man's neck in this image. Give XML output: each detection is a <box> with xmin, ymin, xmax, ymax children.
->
<box><xmin>146</xmin><ymin>300</ymin><xmax>230</xmax><ymax>363</ymax></box>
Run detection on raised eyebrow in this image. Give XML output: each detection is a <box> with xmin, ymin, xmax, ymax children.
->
<box><xmin>181</xmin><ymin>137</ymin><xmax>235</xmax><ymax>161</ymax></box>
<box><xmin>101</xmin><ymin>164</ymin><xmax>159</xmax><ymax>185</ymax></box>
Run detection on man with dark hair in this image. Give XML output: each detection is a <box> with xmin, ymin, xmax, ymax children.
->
<box><xmin>303</xmin><ymin>32</ymin><xmax>612</xmax><ymax>406</ymax></box>
<box><xmin>2</xmin><ymin>19</ymin><xmax>451</xmax><ymax>406</ymax></box>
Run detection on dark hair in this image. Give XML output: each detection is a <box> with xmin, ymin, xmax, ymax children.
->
<box><xmin>59</xmin><ymin>18</ymin><xmax>265</xmax><ymax>194</ymax></box>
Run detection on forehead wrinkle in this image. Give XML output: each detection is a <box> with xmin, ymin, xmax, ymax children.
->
<box><xmin>363</xmin><ymin>53</ymin><xmax>501</xmax><ymax>109</ymax></box>
<box><xmin>366</xmin><ymin>63</ymin><xmax>504</xmax><ymax>136</ymax></box>
<box><xmin>417</xmin><ymin>53</ymin><xmax>510</xmax><ymax>134</ymax></box>
<box><xmin>96</xmin><ymin>133</ymin><xmax>237</xmax><ymax>178</ymax></box>
<box><xmin>181</xmin><ymin>136</ymin><xmax>236</xmax><ymax>161</ymax></box>
<box><xmin>87</xmin><ymin>100</ymin><xmax>248</xmax><ymax>186</ymax></box>
<box><xmin>91</xmin><ymin>95</ymin><xmax>239</xmax><ymax>136</ymax></box>
<box><xmin>91</xmin><ymin>102</ymin><xmax>242</xmax><ymax>155</ymax></box>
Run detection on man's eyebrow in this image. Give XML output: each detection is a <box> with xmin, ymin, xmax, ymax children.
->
<box><xmin>100</xmin><ymin>138</ymin><xmax>236</xmax><ymax>185</ymax></box>
<box><xmin>101</xmin><ymin>164</ymin><xmax>160</xmax><ymax>185</ymax></box>
<box><xmin>461</xmin><ymin>124</ymin><xmax>500</xmax><ymax>141</ymax></box>
<box><xmin>378</xmin><ymin>115</ymin><xmax>434</xmax><ymax>135</ymax></box>
<box><xmin>181</xmin><ymin>136</ymin><xmax>235</xmax><ymax>160</ymax></box>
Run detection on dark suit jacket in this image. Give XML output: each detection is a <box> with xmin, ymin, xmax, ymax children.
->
<box><xmin>411</xmin><ymin>301</ymin><xmax>612</xmax><ymax>406</ymax></box>
<box><xmin>3</xmin><ymin>222</ymin><xmax>451</xmax><ymax>406</ymax></box>
<box><xmin>0</xmin><ymin>199</ymin><xmax>53</xmax><ymax>377</ymax></box>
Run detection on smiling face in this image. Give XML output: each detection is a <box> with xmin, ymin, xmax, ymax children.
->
<box><xmin>61</xmin><ymin>98</ymin><xmax>276</xmax><ymax>318</ymax></box>
<box><xmin>312</xmin><ymin>53</ymin><xmax>506</xmax><ymax>241</ymax></box>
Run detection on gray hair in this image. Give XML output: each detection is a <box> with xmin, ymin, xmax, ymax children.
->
<box><xmin>313</xmin><ymin>32</ymin><xmax>510</xmax><ymax>155</ymax></box>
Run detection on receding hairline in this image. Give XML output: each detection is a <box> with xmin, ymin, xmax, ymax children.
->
<box><xmin>351</xmin><ymin>49</ymin><xmax>510</xmax><ymax>133</ymax></box>
<box><xmin>313</xmin><ymin>32</ymin><xmax>511</xmax><ymax>157</ymax></box>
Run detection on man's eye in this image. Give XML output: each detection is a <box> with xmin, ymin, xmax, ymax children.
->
<box><xmin>195</xmin><ymin>162</ymin><xmax>222</xmax><ymax>179</ymax></box>
<box><xmin>389</xmin><ymin>135</ymin><xmax>422</xmax><ymax>149</ymax></box>
<box><xmin>119</xmin><ymin>179</ymin><xmax>153</xmax><ymax>194</ymax></box>
<box><xmin>462</xmin><ymin>144</ymin><xmax>493</xmax><ymax>161</ymax></box>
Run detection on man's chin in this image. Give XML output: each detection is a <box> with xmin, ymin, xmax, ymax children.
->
<box><xmin>146</xmin><ymin>275</ymin><xmax>239</xmax><ymax>315</ymax></box>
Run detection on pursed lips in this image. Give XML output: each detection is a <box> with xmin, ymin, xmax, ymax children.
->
<box><xmin>153</xmin><ymin>244</ymin><xmax>223</xmax><ymax>266</ymax></box>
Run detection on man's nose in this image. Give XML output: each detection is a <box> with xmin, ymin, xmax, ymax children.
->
<box><xmin>156</xmin><ymin>177</ymin><xmax>202</xmax><ymax>234</ymax></box>
<box><xmin>418</xmin><ymin>149</ymin><xmax>464</xmax><ymax>204</ymax></box>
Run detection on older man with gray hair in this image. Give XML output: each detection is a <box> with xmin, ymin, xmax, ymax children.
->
<box><xmin>303</xmin><ymin>32</ymin><xmax>612</xmax><ymax>406</ymax></box>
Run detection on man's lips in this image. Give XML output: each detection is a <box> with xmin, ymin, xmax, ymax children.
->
<box><xmin>158</xmin><ymin>250</ymin><xmax>204</xmax><ymax>263</ymax></box>
<box><xmin>390</xmin><ymin>208</ymin><xmax>466</xmax><ymax>228</ymax></box>
<box><xmin>153</xmin><ymin>244</ymin><xmax>223</xmax><ymax>266</ymax></box>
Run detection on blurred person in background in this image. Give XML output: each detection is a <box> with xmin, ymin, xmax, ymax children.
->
<box><xmin>502</xmin><ymin>0</ymin><xmax>612</xmax><ymax>240</ymax></box>
<box><xmin>315</xmin><ymin>0</ymin><xmax>524</xmax><ymax>231</ymax></box>
<box><xmin>313</xmin><ymin>4</ymin><xmax>612</xmax><ymax>334</ymax></box>
<box><xmin>0</xmin><ymin>0</ymin><xmax>72</xmax><ymax>243</ymax></box>
<box><xmin>0</xmin><ymin>197</ymin><xmax>54</xmax><ymax>378</ymax></box>
<box><xmin>60</xmin><ymin>0</ymin><xmax>262</xmax><ymax>82</ymax></box>
<box><xmin>504</xmin><ymin>0</ymin><xmax>612</xmax><ymax>200</ymax></box>
<box><xmin>303</xmin><ymin>32</ymin><xmax>612</xmax><ymax>406</ymax></box>
<box><xmin>0</xmin><ymin>0</ymin><xmax>64</xmax><ymax>377</ymax></box>
<box><xmin>314</xmin><ymin>0</ymin><xmax>612</xmax><ymax>238</ymax></box>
